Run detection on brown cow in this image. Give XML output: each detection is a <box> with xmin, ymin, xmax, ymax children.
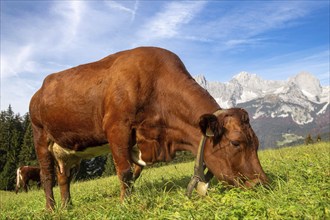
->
<box><xmin>15</xmin><ymin>166</ymin><xmax>41</xmax><ymax>193</ymax></box>
<box><xmin>30</xmin><ymin>47</ymin><xmax>268</xmax><ymax>210</ymax></box>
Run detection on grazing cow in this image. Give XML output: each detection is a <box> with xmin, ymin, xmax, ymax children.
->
<box><xmin>30</xmin><ymin>47</ymin><xmax>268</xmax><ymax>210</ymax></box>
<box><xmin>15</xmin><ymin>166</ymin><xmax>41</xmax><ymax>193</ymax></box>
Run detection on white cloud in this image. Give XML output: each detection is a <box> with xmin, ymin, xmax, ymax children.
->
<box><xmin>1</xmin><ymin>76</ymin><xmax>39</xmax><ymax>114</ymax></box>
<box><xmin>105</xmin><ymin>0</ymin><xmax>139</xmax><ymax>22</ymax></box>
<box><xmin>50</xmin><ymin>1</ymin><xmax>85</xmax><ymax>46</ymax></box>
<box><xmin>138</xmin><ymin>1</ymin><xmax>206</xmax><ymax>41</ymax></box>
<box><xmin>1</xmin><ymin>1</ymin><xmax>87</xmax><ymax>79</ymax></box>
<box><xmin>40</xmin><ymin>1</ymin><xmax>88</xmax><ymax>60</ymax></box>
<box><xmin>188</xmin><ymin>1</ymin><xmax>312</xmax><ymax>49</ymax></box>
<box><xmin>248</xmin><ymin>49</ymin><xmax>330</xmax><ymax>84</ymax></box>
<box><xmin>1</xmin><ymin>43</ymin><xmax>38</xmax><ymax>79</ymax></box>
<box><xmin>224</xmin><ymin>38</ymin><xmax>267</xmax><ymax>48</ymax></box>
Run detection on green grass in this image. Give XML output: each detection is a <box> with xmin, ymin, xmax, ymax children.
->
<box><xmin>1</xmin><ymin>142</ymin><xmax>329</xmax><ymax>219</ymax></box>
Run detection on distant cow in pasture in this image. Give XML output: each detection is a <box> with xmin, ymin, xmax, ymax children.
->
<box><xmin>30</xmin><ymin>47</ymin><xmax>268</xmax><ymax>210</ymax></box>
<box><xmin>15</xmin><ymin>166</ymin><xmax>41</xmax><ymax>193</ymax></box>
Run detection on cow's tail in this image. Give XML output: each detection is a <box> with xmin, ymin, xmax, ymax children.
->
<box><xmin>15</xmin><ymin>167</ymin><xmax>21</xmax><ymax>194</ymax></box>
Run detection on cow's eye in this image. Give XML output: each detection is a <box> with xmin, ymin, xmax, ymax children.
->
<box><xmin>230</xmin><ymin>140</ymin><xmax>240</xmax><ymax>147</ymax></box>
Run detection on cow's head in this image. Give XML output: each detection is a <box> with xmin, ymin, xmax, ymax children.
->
<box><xmin>187</xmin><ymin>108</ymin><xmax>268</xmax><ymax>196</ymax></box>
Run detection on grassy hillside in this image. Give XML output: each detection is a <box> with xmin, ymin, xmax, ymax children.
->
<box><xmin>1</xmin><ymin>142</ymin><xmax>329</xmax><ymax>219</ymax></box>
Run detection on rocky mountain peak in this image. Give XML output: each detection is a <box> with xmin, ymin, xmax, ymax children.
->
<box><xmin>194</xmin><ymin>72</ymin><xmax>329</xmax><ymax>124</ymax></box>
<box><xmin>288</xmin><ymin>72</ymin><xmax>322</xmax><ymax>102</ymax></box>
<box><xmin>233</xmin><ymin>71</ymin><xmax>259</xmax><ymax>82</ymax></box>
<box><xmin>231</xmin><ymin>72</ymin><xmax>263</xmax><ymax>88</ymax></box>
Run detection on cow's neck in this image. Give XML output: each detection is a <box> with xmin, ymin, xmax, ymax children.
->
<box><xmin>161</xmin><ymin>78</ymin><xmax>220</xmax><ymax>157</ymax></box>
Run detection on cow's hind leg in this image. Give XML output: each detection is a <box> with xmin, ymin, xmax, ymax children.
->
<box><xmin>56</xmin><ymin>166</ymin><xmax>73</xmax><ymax>208</ymax></box>
<box><xmin>50</xmin><ymin>142</ymin><xmax>81</xmax><ymax>209</ymax></box>
<box><xmin>32</xmin><ymin>125</ymin><xmax>56</xmax><ymax>210</ymax></box>
<box><xmin>23</xmin><ymin>180</ymin><xmax>28</xmax><ymax>192</ymax></box>
<box><xmin>57</xmin><ymin>163</ymin><xmax>80</xmax><ymax>209</ymax></box>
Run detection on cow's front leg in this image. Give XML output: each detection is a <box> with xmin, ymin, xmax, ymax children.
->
<box><xmin>133</xmin><ymin>164</ymin><xmax>144</xmax><ymax>181</ymax></box>
<box><xmin>106</xmin><ymin>123</ymin><xmax>134</xmax><ymax>201</ymax></box>
<box><xmin>111</xmin><ymin>144</ymin><xmax>134</xmax><ymax>201</ymax></box>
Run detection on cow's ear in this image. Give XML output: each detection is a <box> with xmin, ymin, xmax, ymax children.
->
<box><xmin>199</xmin><ymin>114</ymin><xmax>223</xmax><ymax>145</ymax></box>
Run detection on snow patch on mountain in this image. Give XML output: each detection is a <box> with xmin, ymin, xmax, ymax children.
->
<box><xmin>288</xmin><ymin>72</ymin><xmax>322</xmax><ymax>102</ymax></box>
<box><xmin>194</xmin><ymin>72</ymin><xmax>329</xmax><ymax>125</ymax></box>
<box><xmin>317</xmin><ymin>102</ymin><xmax>329</xmax><ymax>115</ymax></box>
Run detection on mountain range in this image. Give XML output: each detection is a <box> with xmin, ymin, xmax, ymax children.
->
<box><xmin>195</xmin><ymin>72</ymin><xmax>330</xmax><ymax>149</ymax></box>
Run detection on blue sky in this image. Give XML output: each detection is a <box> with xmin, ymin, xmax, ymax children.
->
<box><xmin>1</xmin><ymin>0</ymin><xmax>329</xmax><ymax>114</ymax></box>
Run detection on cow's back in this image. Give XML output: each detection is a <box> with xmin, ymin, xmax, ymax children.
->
<box><xmin>30</xmin><ymin>47</ymin><xmax>190</xmax><ymax>150</ymax></box>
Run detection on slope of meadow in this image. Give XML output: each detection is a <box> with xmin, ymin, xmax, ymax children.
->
<box><xmin>1</xmin><ymin>142</ymin><xmax>329</xmax><ymax>219</ymax></box>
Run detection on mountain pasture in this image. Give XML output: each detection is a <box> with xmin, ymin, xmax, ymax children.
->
<box><xmin>1</xmin><ymin>142</ymin><xmax>329</xmax><ymax>219</ymax></box>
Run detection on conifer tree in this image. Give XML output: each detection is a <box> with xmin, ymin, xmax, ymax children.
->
<box><xmin>18</xmin><ymin>122</ymin><xmax>37</xmax><ymax>166</ymax></box>
<box><xmin>0</xmin><ymin>106</ymin><xmax>16</xmax><ymax>174</ymax></box>
<box><xmin>0</xmin><ymin>106</ymin><xmax>26</xmax><ymax>190</ymax></box>
<box><xmin>0</xmin><ymin>110</ymin><xmax>8</xmax><ymax>172</ymax></box>
<box><xmin>305</xmin><ymin>134</ymin><xmax>313</xmax><ymax>145</ymax></box>
<box><xmin>0</xmin><ymin>129</ymin><xmax>21</xmax><ymax>190</ymax></box>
